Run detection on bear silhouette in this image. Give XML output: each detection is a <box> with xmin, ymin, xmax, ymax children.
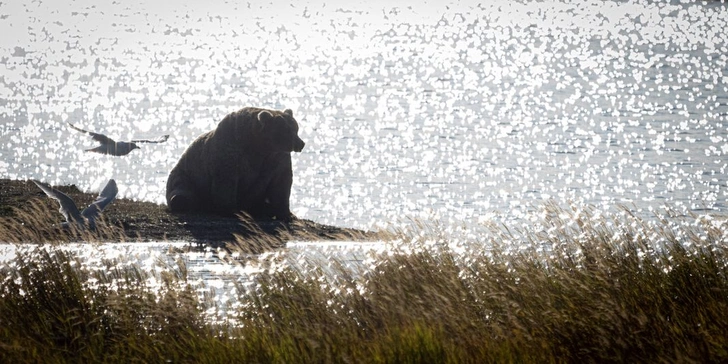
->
<box><xmin>166</xmin><ymin>107</ymin><xmax>305</xmax><ymax>221</ymax></box>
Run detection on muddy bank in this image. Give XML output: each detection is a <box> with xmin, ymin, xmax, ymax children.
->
<box><xmin>0</xmin><ymin>179</ymin><xmax>379</xmax><ymax>247</ymax></box>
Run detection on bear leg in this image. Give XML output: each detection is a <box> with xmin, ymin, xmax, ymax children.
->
<box><xmin>259</xmin><ymin>157</ymin><xmax>295</xmax><ymax>222</ymax></box>
<box><xmin>168</xmin><ymin>191</ymin><xmax>199</xmax><ymax>213</ymax></box>
<box><xmin>166</xmin><ymin>168</ymin><xmax>201</xmax><ymax>213</ymax></box>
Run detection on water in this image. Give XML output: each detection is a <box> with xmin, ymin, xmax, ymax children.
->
<box><xmin>1</xmin><ymin>0</ymin><xmax>727</xmax><ymax>233</ymax></box>
<box><xmin>1</xmin><ymin>1</ymin><xmax>728</xmax><ymax>311</ymax></box>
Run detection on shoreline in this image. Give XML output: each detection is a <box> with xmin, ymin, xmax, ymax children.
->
<box><xmin>0</xmin><ymin>178</ymin><xmax>378</xmax><ymax>247</ymax></box>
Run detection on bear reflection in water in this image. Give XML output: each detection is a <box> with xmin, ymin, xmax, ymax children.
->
<box><xmin>166</xmin><ymin>107</ymin><xmax>305</xmax><ymax>222</ymax></box>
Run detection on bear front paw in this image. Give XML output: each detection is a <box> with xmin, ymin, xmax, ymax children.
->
<box><xmin>169</xmin><ymin>194</ymin><xmax>195</xmax><ymax>213</ymax></box>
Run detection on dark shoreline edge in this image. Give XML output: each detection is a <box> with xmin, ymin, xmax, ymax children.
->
<box><xmin>0</xmin><ymin>178</ymin><xmax>380</xmax><ymax>247</ymax></box>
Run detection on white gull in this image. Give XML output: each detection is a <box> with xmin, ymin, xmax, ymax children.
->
<box><xmin>32</xmin><ymin>179</ymin><xmax>118</xmax><ymax>230</ymax></box>
<box><xmin>68</xmin><ymin>123</ymin><xmax>169</xmax><ymax>156</ymax></box>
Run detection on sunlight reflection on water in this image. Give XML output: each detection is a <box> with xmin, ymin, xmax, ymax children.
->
<box><xmin>1</xmin><ymin>0</ymin><xmax>727</xmax><ymax>233</ymax></box>
<box><xmin>1</xmin><ymin>0</ymin><xmax>728</xmax><ymax>317</ymax></box>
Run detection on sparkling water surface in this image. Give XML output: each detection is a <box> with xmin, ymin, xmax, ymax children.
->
<box><xmin>1</xmin><ymin>0</ymin><xmax>727</xmax><ymax>312</ymax></box>
<box><xmin>1</xmin><ymin>0</ymin><xmax>727</xmax><ymax>231</ymax></box>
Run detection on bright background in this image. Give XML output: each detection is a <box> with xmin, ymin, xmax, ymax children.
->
<box><xmin>1</xmin><ymin>0</ymin><xmax>727</xmax><ymax>233</ymax></box>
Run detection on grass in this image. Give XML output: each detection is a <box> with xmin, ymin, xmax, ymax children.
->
<box><xmin>0</xmin><ymin>204</ymin><xmax>727</xmax><ymax>362</ymax></box>
<box><xmin>0</xmin><ymin>200</ymin><xmax>128</xmax><ymax>243</ymax></box>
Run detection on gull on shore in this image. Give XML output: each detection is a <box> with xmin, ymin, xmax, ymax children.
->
<box><xmin>32</xmin><ymin>179</ymin><xmax>118</xmax><ymax>230</ymax></box>
<box><xmin>68</xmin><ymin>123</ymin><xmax>170</xmax><ymax>156</ymax></box>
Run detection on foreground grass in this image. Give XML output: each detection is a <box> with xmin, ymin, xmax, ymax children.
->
<box><xmin>1</xmin><ymin>205</ymin><xmax>727</xmax><ymax>362</ymax></box>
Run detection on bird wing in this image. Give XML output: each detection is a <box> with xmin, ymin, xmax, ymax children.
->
<box><xmin>81</xmin><ymin>179</ymin><xmax>118</xmax><ymax>220</ymax></box>
<box><xmin>32</xmin><ymin>180</ymin><xmax>82</xmax><ymax>223</ymax></box>
<box><xmin>131</xmin><ymin>134</ymin><xmax>169</xmax><ymax>143</ymax></box>
<box><xmin>68</xmin><ymin>123</ymin><xmax>115</xmax><ymax>144</ymax></box>
<box><xmin>84</xmin><ymin>145</ymin><xmax>113</xmax><ymax>155</ymax></box>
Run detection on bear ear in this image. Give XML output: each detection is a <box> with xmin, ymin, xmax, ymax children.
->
<box><xmin>284</xmin><ymin>109</ymin><xmax>293</xmax><ymax>117</ymax></box>
<box><xmin>257</xmin><ymin>110</ymin><xmax>273</xmax><ymax>122</ymax></box>
<box><xmin>255</xmin><ymin>110</ymin><xmax>273</xmax><ymax>132</ymax></box>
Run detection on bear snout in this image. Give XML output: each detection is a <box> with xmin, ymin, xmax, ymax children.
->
<box><xmin>293</xmin><ymin>137</ymin><xmax>305</xmax><ymax>152</ymax></box>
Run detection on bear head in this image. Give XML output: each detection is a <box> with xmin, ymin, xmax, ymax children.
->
<box><xmin>255</xmin><ymin>109</ymin><xmax>305</xmax><ymax>153</ymax></box>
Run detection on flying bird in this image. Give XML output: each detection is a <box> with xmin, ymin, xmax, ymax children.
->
<box><xmin>32</xmin><ymin>179</ymin><xmax>118</xmax><ymax>230</ymax></box>
<box><xmin>68</xmin><ymin>123</ymin><xmax>169</xmax><ymax>156</ymax></box>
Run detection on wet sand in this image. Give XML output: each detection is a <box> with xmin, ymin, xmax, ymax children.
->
<box><xmin>0</xmin><ymin>179</ymin><xmax>378</xmax><ymax>247</ymax></box>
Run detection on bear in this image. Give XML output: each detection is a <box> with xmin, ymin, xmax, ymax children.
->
<box><xmin>165</xmin><ymin>107</ymin><xmax>305</xmax><ymax>221</ymax></box>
